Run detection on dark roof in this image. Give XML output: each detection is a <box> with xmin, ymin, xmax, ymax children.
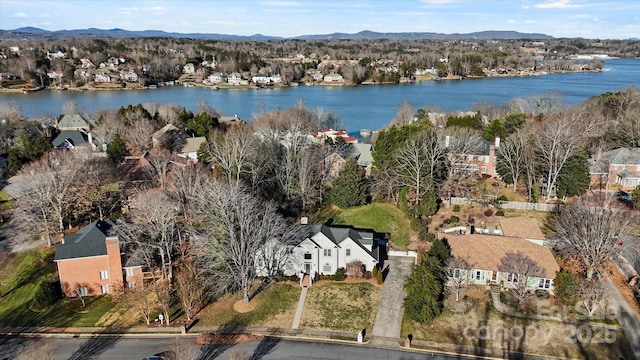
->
<box><xmin>52</xmin><ymin>130</ymin><xmax>88</xmax><ymax>148</ymax></box>
<box><xmin>300</xmin><ymin>224</ymin><xmax>381</xmax><ymax>260</ymax></box>
<box><xmin>54</xmin><ymin>220</ymin><xmax>117</xmax><ymax>261</ymax></box>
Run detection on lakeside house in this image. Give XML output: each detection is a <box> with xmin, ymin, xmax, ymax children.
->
<box><xmin>589</xmin><ymin>147</ymin><xmax>640</xmax><ymax>190</ymax></box>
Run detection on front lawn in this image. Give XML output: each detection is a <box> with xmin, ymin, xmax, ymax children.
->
<box><xmin>197</xmin><ymin>283</ymin><xmax>301</xmax><ymax>328</ymax></box>
<box><xmin>313</xmin><ymin>203</ymin><xmax>412</xmax><ymax>248</ymax></box>
<box><xmin>0</xmin><ymin>248</ymin><xmax>116</xmax><ymax>327</ymax></box>
<box><xmin>402</xmin><ymin>287</ymin><xmax>634</xmax><ymax>359</ymax></box>
<box><xmin>300</xmin><ymin>282</ymin><xmax>380</xmax><ymax>332</ymax></box>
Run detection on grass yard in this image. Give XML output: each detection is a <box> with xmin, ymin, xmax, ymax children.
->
<box><xmin>0</xmin><ymin>191</ymin><xmax>14</xmax><ymax>211</ymax></box>
<box><xmin>0</xmin><ymin>248</ymin><xmax>116</xmax><ymax>327</ymax></box>
<box><xmin>401</xmin><ymin>287</ymin><xmax>634</xmax><ymax>359</ymax></box>
<box><xmin>300</xmin><ymin>282</ymin><xmax>380</xmax><ymax>332</ymax></box>
<box><xmin>312</xmin><ymin>203</ymin><xmax>412</xmax><ymax>248</ymax></box>
<box><xmin>197</xmin><ymin>283</ymin><xmax>301</xmax><ymax>328</ymax></box>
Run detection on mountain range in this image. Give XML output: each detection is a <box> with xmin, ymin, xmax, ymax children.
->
<box><xmin>0</xmin><ymin>27</ymin><xmax>553</xmax><ymax>41</ymax></box>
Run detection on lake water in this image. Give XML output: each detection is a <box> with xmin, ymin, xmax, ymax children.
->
<box><xmin>1</xmin><ymin>58</ymin><xmax>639</xmax><ymax>132</ymax></box>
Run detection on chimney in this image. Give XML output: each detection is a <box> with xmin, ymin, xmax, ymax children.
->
<box><xmin>445</xmin><ymin>135</ymin><xmax>450</xmax><ymax>148</ymax></box>
<box><xmin>594</xmin><ymin>147</ymin><xmax>602</xmax><ymax>161</ymax></box>
<box><xmin>300</xmin><ymin>216</ymin><xmax>308</xmax><ymax>225</ymax></box>
<box><xmin>88</xmin><ymin>132</ymin><xmax>94</xmax><ymax>150</ymax></box>
<box><xmin>494</xmin><ymin>136</ymin><xmax>500</xmax><ymax>148</ymax></box>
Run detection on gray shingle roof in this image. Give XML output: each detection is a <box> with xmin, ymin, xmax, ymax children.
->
<box><xmin>57</xmin><ymin>113</ymin><xmax>92</xmax><ymax>130</ymax></box>
<box><xmin>599</xmin><ymin>147</ymin><xmax>640</xmax><ymax>165</ymax></box>
<box><xmin>54</xmin><ymin>220</ymin><xmax>116</xmax><ymax>261</ymax></box>
<box><xmin>337</xmin><ymin>143</ymin><xmax>373</xmax><ymax>167</ymax></box>
<box><xmin>52</xmin><ymin>130</ymin><xmax>88</xmax><ymax>148</ymax></box>
<box><xmin>301</xmin><ymin>224</ymin><xmax>381</xmax><ymax>260</ymax></box>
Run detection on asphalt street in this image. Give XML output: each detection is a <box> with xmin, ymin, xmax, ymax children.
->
<box><xmin>0</xmin><ymin>335</ymin><xmax>489</xmax><ymax>360</ymax></box>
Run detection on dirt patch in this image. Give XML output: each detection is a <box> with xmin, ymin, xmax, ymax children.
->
<box><xmin>196</xmin><ymin>332</ymin><xmax>264</xmax><ymax>345</ymax></box>
<box><xmin>233</xmin><ymin>299</ymin><xmax>257</xmax><ymax>313</ymax></box>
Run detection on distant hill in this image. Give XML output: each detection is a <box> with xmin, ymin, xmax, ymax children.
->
<box><xmin>0</xmin><ymin>27</ymin><xmax>553</xmax><ymax>41</ymax></box>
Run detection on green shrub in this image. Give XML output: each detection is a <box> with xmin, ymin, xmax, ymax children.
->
<box><xmin>495</xmin><ymin>210</ymin><xmax>505</xmax><ymax>216</ymax></box>
<box><xmin>376</xmin><ymin>269</ymin><xmax>383</xmax><ymax>285</ymax></box>
<box><xmin>452</xmin><ymin>205</ymin><xmax>461</xmax><ymax>213</ymax></box>
<box><xmin>372</xmin><ymin>266</ymin><xmax>378</xmax><ymax>278</ymax></box>
<box><xmin>498</xmin><ymin>195</ymin><xmax>509</xmax><ymax>201</ymax></box>
<box><xmin>450</xmin><ymin>215</ymin><xmax>460</xmax><ymax>224</ymax></box>
<box><xmin>33</xmin><ymin>276</ymin><xmax>62</xmax><ymax>308</ymax></box>
<box><xmin>332</xmin><ymin>268</ymin><xmax>346</xmax><ymax>281</ymax></box>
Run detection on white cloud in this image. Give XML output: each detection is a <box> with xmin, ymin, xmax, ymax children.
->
<box><xmin>507</xmin><ymin>19</ymin><xmax>516</xmax><ymax>24</ymax></box>
<box><xmin>118</xmin><ymin>6</ymin><xmax>167</xmax><ymax>16</ymax></box>
<box><xmin>13</xmin><ymin>11</ymin><xmax>27</xmax><ymax>18</ymax></box>
<box><xmin>534</xmin><ymin>0</ymin><xmax>581</xmax><ymax>9</ymax></box>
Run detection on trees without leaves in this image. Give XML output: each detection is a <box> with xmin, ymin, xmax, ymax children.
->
<box><xmin>498</xmin><ymin>251</ymin><xmax>546</xmax><ymax>303</ymax></box>
<box><xmin>551</xmin><ymin>202</ymin><xmax>638</xmax><ymax>280</ymax></box>
<box><xmin>448</xmin><ymin>256</ymin><xmax>473</xmax><ymax>301</ymax></box>
<box><xmin>192</xmin><ymin>182</ymin><xmax>292</xmax><ymax>303</ymax></box>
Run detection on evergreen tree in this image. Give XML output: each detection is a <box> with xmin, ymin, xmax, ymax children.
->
<box><xmin>427</xmin><ymin>238</ymin><xmax>451</xmax><ymax>266</ymax></box>
<box><xmin>404</xmin><ymin>256</ymin><xmax>446</xmax><ymax>323</ymax></box>
<box><xmin>330</xmin><ymin>158</ymin><xmax>367</xmax><ymax>208</ymax></box>
<box><xmin>556</xmin><ymin>153</ymin><xmax>590</xmax><ymax>199</ymax></box>
<box><xmin>631</xmin><ymin>185</ymin><xmax>640</xmax><ymax>210</ymax></box>
<box><xmin>107</xmin><ymin>133</ymin><xmax>128</xmax><ymax>164</ymax></box>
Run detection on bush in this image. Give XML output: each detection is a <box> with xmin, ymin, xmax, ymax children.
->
<box><xmin>33</xmin><ymin>276</ymin><xmax>63</xmax><ymax>308</ymax></box>
<box><xmin>498</xmin><ymin>195</ymin><xmax>509</xmax><ymax>201</ymax></box>
<box><xmin>450</xmin><ymin>215</ymin><xmax>460</xmax><ymax>224</ymax></box>
<box><xmin>484</xmin><ymin>209</ymin><xmax>494</xmax><ymax>217</ymax></box>
<box><xmin>452</xmin><ymin>205</ymin><xmax>461</xmax><ymax>213</ymax></box>
<box><xmin>346</xmin><ymin>260</ymin><xmax>365</xmax><ymax>279</ymax></box>
<box><xmin>495</xmin><ymin>210</ymin><xmax>505</xmax><ymax>216</ymax></box>
<box><xmin>332</xmin><ymin>267</ymin><xmax>346</xmax><ymax>281</ymax></box>
<box><xmin>372</xmin><ymin>266</ymin><xmax>378</xmax><ymax>278</ymax></box>
<box><xmin>376</xmin><ymin>269</ymin><xmax>383</xmax><ymax>285</ymax></box>
<box><xmin>363</xmin><ymin>271</ymin><xmax>372</xmax><ymax>280</ymax></box>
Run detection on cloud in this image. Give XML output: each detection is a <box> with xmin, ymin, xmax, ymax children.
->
<box><xmin>534</xmin><ymin>0</ymin><xmax>581</xmax><ymax>9</ymax></box>
<box><xmin>118</xmin><ymin>6</ymin><xmax>167</xmax><ymax>16</ymax></box>
<box><xmin>507</xmin><ymin>19</ymin><xmax>516</xmax><ymax>24</ymax></box>
<box><xmin>13</xmin><ymin>11</ymin><xmax>28</xmax><ymax>18</ymax></box>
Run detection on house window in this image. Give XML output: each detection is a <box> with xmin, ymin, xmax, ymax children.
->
<box><xmin>127</xmin><ymin>282</ymin><xmax>135</xmax><ymax>289</ymax></box>
<box><xmin>304</xmin><ymin>253</ymin><xmax>312</xmax><ymax>260</ymax></box>
<box><xmin>481</xmin><ymin>166</ymin><xmax>487</xmax><ymax>174</ymax></box>
<box><xmin>323</xmin><ymin>264</ymin><xmax>331</xmax><ymax>272</ymax></box>
<box><xmin>539</xmin><ymin>278</ymin><xmax>552</xmax><ymax>289</ymax></box>
<box><xmin>346</xmin><ymin>249</ymin><xmax>351</xmax><ymax>256</ymax></box>
<box><xmin>452</xmin><ymin>269</ymin><xmax>461</xmax><ymax>279</ymax></box>
<box><xmin>286</xmin><ymin>262</ymin><xmax>294</xmax><ymax>270</ymax></box>
<box><xmin>323</xmin><ymin>249</ymin><xmax>332</xmax><ymax>257</ymax></box>
<box><xmin>78</xmin><ymin>287</ymin><xmax>88</xmax><ymax>296</ymax></box>
<box><xmin>99</xmin><ymin>270</ymin><xmax>109</xmax><ymax>280</ymax></box>
<box><xmin>125</xmin><ymin>268</ymin><xmax>134</xmax><ymax>277</ymax></box>
<box><xmin>507</xmin><ymin>273</ymin><xmax>519</xmax><ymax>283</ymax></box>
<box><xmin>473</xmin><ymin>269</ymin><xmax>485</xmax><ymax>281</ymax></box>
<box><xmin>101</xmin><ymin>285</ymin><xmax>109</xmax><ymax>294</ymax></box>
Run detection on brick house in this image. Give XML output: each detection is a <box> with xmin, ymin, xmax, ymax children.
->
<box><xmin>589</xmin><ymin>147</ymin><xmax>640</xmax><ymax>190</ymax></box>
<box><xmin>449</xmin><ymin>137</ymin><xmax>500</xmax><ymax>178</ymax></box>
<box><xmin>54</xmin><ymin>220</ymin><xmax>142</xmax><ymax>296</ymax></box>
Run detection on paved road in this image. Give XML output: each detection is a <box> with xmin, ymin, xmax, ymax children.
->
<box><xmin>605</xmin><ymin>280</ymin><xmax>640</xmax><ymax>360</ymax></box>
<box><xmin>371</xmin><ymin>256</ymin><xmax>415</xmax><ymax>343</ymax></box>
<box><xmin>0</xmin><ymin>335</ymin><xmax>490</xmax><ymax>360</ymax></box>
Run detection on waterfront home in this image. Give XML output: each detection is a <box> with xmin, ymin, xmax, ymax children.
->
<box><xmin>177</xmin><ymin>137</ymin><xmax>207</xmax><ymax>162</ymax></box>
<box><xmin>55</xmin><ymin>113</ymin><xmax>92</xmax><ymax>132</ymax></box>
<box><xmin>325</xmin><ymin>143</ymin><xmax>373</xmax><ymax>178</ymax></box>
<box><xmin>448</xmin><ymin>137</ymin><xmax>500</xmax><ymax>179</ymax></box>
<box><xmin>323</xmin><ymin>72</ymin><xmax>344</xmax><ymax>83</ymax></box>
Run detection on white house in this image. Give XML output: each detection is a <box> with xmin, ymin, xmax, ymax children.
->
<box><xmin>275</xmin><ymin>225</ymin><xmax>387</xmax><ymax>279</ymax></box>
<box><xmin>120</xmin><ymin>70</ymin><xmax>138</xmax><ymax>83</ymax></box>
<box><xmin>252</xmin><ymin>73</ymin><xmax>270</xmax><ymax>84</ymax></box>
<box><xmin>183</xmin><ymin>63</ymin><xmax>195</xmax><ymax>74</ymax></box>
<box><xmin>95</xmin><ymin>72</ymin><xmax>112</xmax><ymax>83</ymax></box>
<box><xmin>207</xmin><ymin>72</ymin><xmax>227</xmax><ymax>84</ymax></box>
<box><xmin>323</xmin><ymin>73</ymin><xmax>344</xmax><ymax>83</ymax></box>
<box><xmin>227</xmin><ymin>73</ymin><xmax>248</xmax><ymax>85</ymax></box>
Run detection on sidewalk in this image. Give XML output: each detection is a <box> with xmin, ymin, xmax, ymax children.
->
<box><xmin>605</xmin><ymin>279</ymin><xmax>640</xmax><ymax>360</ymax></box>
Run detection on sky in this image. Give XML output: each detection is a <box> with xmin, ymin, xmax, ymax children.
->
<box><xmin>0</xmin><ymin>0</ymin><xmax>638</xmax><ymax>39</ymax></box>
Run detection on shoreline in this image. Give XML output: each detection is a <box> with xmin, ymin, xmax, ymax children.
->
<box><xmin>0</xmin><ymin>68</ymin><xmax>605</xmax><ymax>94</ymax></box>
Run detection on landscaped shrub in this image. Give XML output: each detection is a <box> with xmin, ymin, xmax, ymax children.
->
<box><xmin>33</xmin><ymin>275</ymin><xmax>63</xmax><ymax>308</ymax></box>
<box><xmin>484</xmin><ymin>209</ymin><xmax>494</xmax><ymax>217</ymax></box>
<box><xmin>495</xmin><ymin>210</ymin><xmax>505</xmax><ymax>216</ymax></box>
<box><xmin>346</xmin><ymin>260</ymin><xmax>365</xmax><ymax>278</ymax></box>
<box><xmin>498</xmin><ymin>195</ymin><xmax>509</xmax><ymax>202</ymax></box>
<box><xmin>452</xmin><ymin>205</ymin><xmax>461</xmax><ymax>213</ymax></box>
<box><xmin>376</xmin><ymin>269</ymin><xmax>383</xmax><ymax>285</ymax></box>
<box><xmin>332</xmin><ymin>267</ymin><xmax>347</xmax><ymax>281</ymax></box>
<box><xmin>450</xmin><ymin>215</ymin><xmax>460</xmax><ymax>224</ymax></box>
<box><xmin>372</xmin><ymin>266</ymin><xmax>378</xmax><ymax>278</ymax></box>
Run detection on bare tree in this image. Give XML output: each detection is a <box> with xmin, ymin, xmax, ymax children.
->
<box><xmin>205</xmin><ymin>127</ymin><xmax>255</xmax><ymax>184</ymax></box>
<box><xmin>448</xmin><ymin>256</ymin><xmax>473</xmax><ymax>301</ymax></box>
<box><xmin>17</xmin><ymin>152</ymin><xmax>80</xmax><ymax>245</ymax></box>
<box><xmin>174</xmin><ymin>262</ymin><xmax>204</xmax><ymax>321</ymax></box>
<box><xmin>192</xmin><ymin>182</ymin><xmax>292</xmax><ymax>303</ymax></box>
<box><xmin>166</xmin><ymin>163</ymin><xmax>211</xmax><ymax>222</ymax></box>
<box><xmin>346</xmin><ymin>260</ymin><xmax>365</xmax><ymax>279</ymax></box>
<box><xmin>577</xmin><ymin>279</ymin><xmax>608</xmax><ymax>318</ymax></box>
<box><xmin>391</xmin><ymin>100</ymin><xmax>415</xmax><ymax>126</ymax></box>
<box><xmin>498</xmin><ymin>251</ymin><xmax>545</xmax><ymax>303</ymax></box>
<box><xmin>532</xmin><ymin>114</ymin><xmax>584</xmax><ymax>199</ymax></box>
<box><xmin>157</xmin><ymin>103</ymin><xmax>183</xmax><ymax>127</ymax></box>
<box><xmin>552</xmin><ymin>202</ymin><xmax>638</xmax><ymax>280</ymax></box>
<box><xmin>124</xmin><ymin>118</ymin><xmax>155</xmax><ymax>155</ymax></box>
<box><xmin>126</xmin><ymin>285</ymin><xmax>154</xmax><ymax>325</ymax></box>
<box><xmin>496</xmin><ymin>129</ymin><xmax>530</xmax><ymax>192</ymax></box>
<box><xmin>154</xmin><ymin>279</ymin><xmax>172</xmax><ymax>325</ymax></box>
<box><xmin>124</xmin><ymin>189</ymin><xmax>179</xmax><ymax>279</ymax></box>
<box><xmin>146</xmin><ymin>149</ymin><xmax>175</xmax><ymax>189</ymax></box>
